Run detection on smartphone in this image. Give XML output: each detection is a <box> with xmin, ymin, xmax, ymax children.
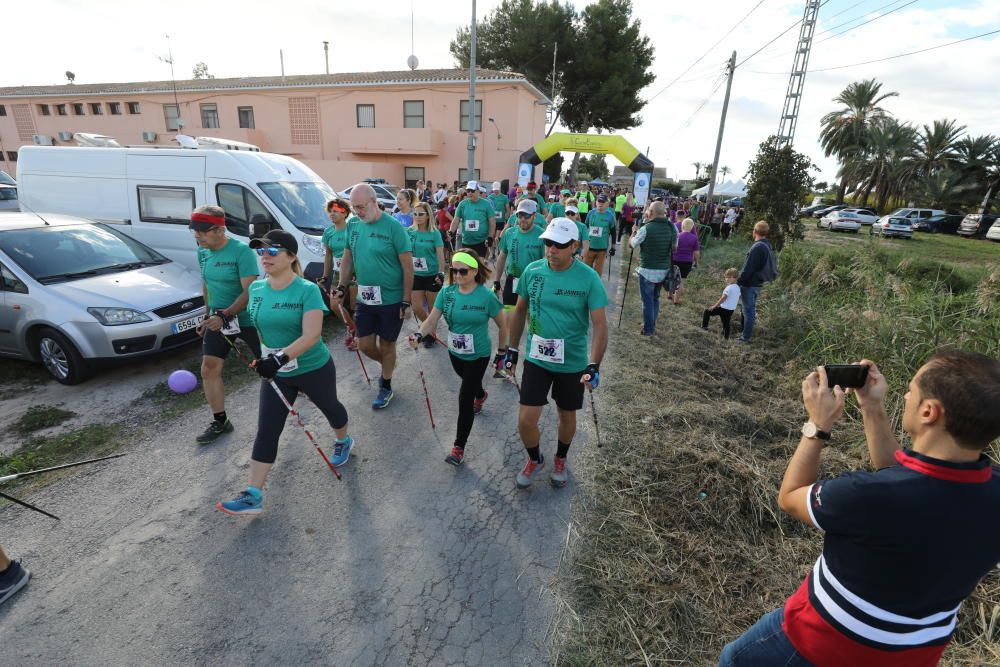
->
<box><xmin>824</xmin><ymin>364</ymin><xmax>869</xmax><ymax>389</ymax></box>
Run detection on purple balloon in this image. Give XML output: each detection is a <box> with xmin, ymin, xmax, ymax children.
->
<box><xmin>168</xmin><ymin>369</ymin><xmax>198</xmax><ymax>394</ymax></box>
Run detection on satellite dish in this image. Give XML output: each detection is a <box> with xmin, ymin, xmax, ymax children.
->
<box><xmin>407</xmin><ymin>54</ymin><xmax>419</xmax><ymax>71</ymax></box>
<box><xmin>175</xmin><ymin>134</ymin><xmax>200</xmax><ymax>149</ymax></box>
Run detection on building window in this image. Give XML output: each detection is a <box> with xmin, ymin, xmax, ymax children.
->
<box><xmin>200</xmin><ymin>103</ymin><xmax>219</xmax><ymax>129</ymax></box>
<box><xmin>109</xmin><ymin>102</ymin><xmax>122</xmax><ymax>115</ymax></box>
<box><xmin>7</xmin><ymin>152</ymin><xmax>18</xmax><ymax>162</ymax></box>
<box><xmin>404</xmin><ymin>167</ymin><xmax>426</xmax><ymax>190</ymax></box>
<box><xmin>459</xmin><ymin>100</ymin><xmax>483</xmax><ymax>132</ymax></box>
<box><xmin>90</xmin><ymin>103</ymin><xmax>103</xmax><ymax>115</ymax></box>
<box><xmin>137</xmin><ymin>186</ymin><xmax>195</xmax><ymax>224</ymax></box>
<box><xmin>238</xmin><ymin>106</ymin><xmax>255</xmax><ymax>129</ymax></box>
<box><xmin>458</xmin><ymin>168</ymin><xmax>480</xmax><ymax>182</ymax></box>
<box><xmin>403</xmin><ymin>101</ymin><xmax>424</xmax><ymax>129</ymax></box>
<box><xmin>73</xmin><ymin>103</ymin><xmax>85</xmax><ymax>116</ymax></box>
<box><xmin>0</xmin><ymin>105</ymin><xmax>6</xmax><ymax>116</ymax></box>
<box><xmin>356</xmin><ymin>104</ymin><xmax>375</xmax><ymax>128</ymax></box>
<box><xmin>38</xmin><ymin>104</ymin><xmax>51</xmax><ymax>116</ymax></box>
<box><xmin>163</xmin><ymin>104</ymin><xmax>180</xmax><ymax>131</ymax></box>
<box><xmin>127</xmin><ymin>102</ymin><xmax>141</xmax><ymax>114</ymax></box>
<box><xmin>56</xmin><ymin>104</ymin><xmax>67</xmax><ymax>116</ymax></box>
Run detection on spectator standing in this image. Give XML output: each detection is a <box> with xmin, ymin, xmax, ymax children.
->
<box><xmin>710</xmin><ymin>206</ymin><xmax>724</xmax><ymax>239</ymax></box>
<box><xmin>628</xmin><ymin>201</ymin><xmax>677</xmax><ymax>336</ymax></box>
<box><xmin>736</xmin><ymin>221</ymin><xmax>778</xmax><ymax>344</ymax></box>
<box><xmin>669</xmin><ymin>218</ymin><xmax>701</xmax><ymax>306</ymax></box>
<box><xmin>433</xmin><ymin>182</ymin><xmax>448</xmax><ymax>205</ymax></box>
<box><xmin>722</xmin><ymin>206</ymin><xmax>737</xmax><ymax>240</ymax></box>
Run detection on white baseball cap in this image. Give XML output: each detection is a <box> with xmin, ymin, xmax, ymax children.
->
<box><xmin>466</xmin><ymin>180</ymin><xmax>479</xmax><ymax>191</ymax></box>
<box><xmin>565</xmin><ymin>205</ymin><xmax>579</xmax><ymax>214</ymax></box>
<box><xmin>516</xmin><ymin>199</ymin><xmax>537</xmax><ymax>214</ymax></box>
<box><xmin>540</xmin><ymin>217</ymin><xmax>579</xmax><ymax>244</ymax></box>
<box><xmin>491</xmin><ymin>181</ymin><xmax>501</xmax><ymax>191</ymax></box>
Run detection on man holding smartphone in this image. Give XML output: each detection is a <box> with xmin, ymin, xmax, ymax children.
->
<box><xmin>720</xmin><ymin>351</ymin><xmax>1000</xmax><ymax>666</ymax></box>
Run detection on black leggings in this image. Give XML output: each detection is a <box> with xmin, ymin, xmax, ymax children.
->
<box><xmin>703</xmin><ymin>307</ymin><xmax>735</xmax><ymax>339</ymax></box>
<box><xmin>448</xmin><ymin>354</ymin><xmax>490</xmax><ymax>448</ymax></box>
<box><xmin>252</xmin><ymin>359</ymin><xmax>349</xmax><ymax>464</ymax></box>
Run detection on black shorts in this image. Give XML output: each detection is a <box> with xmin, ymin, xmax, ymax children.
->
<box><xmin>354</xmin><ymin>302</ymin><xmax>404</xmax><ymax>342</ymax></box>
<box><xmin>674</xmin><ymin>261</ymin><xmax>693</xmax><ymax>278</ymax></box>
<box><xmin>203</xmin><ymin>325</ymin><xmax>261</xmax><ymax>360</ymax></box>
<box><xmin>519</xmin><ymin>359</ymin><xmax>585</xmax><ymax>411</ymax></box>
<box><xmin>501</xmin><ymin>274</ymin><xmax>519</xmax><ymax>307</ymax></box>
<box><xmin>412</xmin><ymin>274</ymin><xmax>442</xmax><ymax>292</ymax></box>
<box><xmin>466</xmin><ymin>241</ymin><xmax>488</xmax><ymax>258</ymax></box>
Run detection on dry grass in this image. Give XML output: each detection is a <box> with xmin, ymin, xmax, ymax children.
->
<box><xmin>552</xmin><ymin>238</ymin><xmax>1000</xmax><ymax>666</ymax></box>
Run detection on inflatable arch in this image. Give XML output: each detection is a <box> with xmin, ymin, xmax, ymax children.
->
<box><xmin>517</xmin><ymin>133</ymin><xmax>655</xmax><ymax>205</ymax></box>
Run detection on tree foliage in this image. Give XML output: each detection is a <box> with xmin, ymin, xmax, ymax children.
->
<box><xmin>744</xmin><ymin>136</ymin><xmax>815</xmax><ymax>252</ymax></box>
<box><xmin>577</xmin><ymin>154</ymin><xmax>610</xmax><ymax>180</ymax></box>
<box><xmin>543</xmin><ymin>153</ymin><xmax>565</xmax><ymax>183</ymax></box>
<box><xmin>192</xmin><ymin>62</ymin><xmax>214</xmax><ymax>80</ymax></box>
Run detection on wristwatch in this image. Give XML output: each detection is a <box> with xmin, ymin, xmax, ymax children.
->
<box><xmin>801</xmin><ymin>421</ymin><xmax>831</xmax><ymax>441</ymax></box>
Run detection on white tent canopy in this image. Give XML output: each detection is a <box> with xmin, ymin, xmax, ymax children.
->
<box><xmin>691</xmin><ymin>179</ymin><xmax>747</xmax><ymax>198</ymax></box>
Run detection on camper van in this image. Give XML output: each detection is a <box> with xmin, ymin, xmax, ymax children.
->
<box><xmin>16</xmin><ymin>145</ymin><xmax>337</xmax><ymax>279</ymax></box>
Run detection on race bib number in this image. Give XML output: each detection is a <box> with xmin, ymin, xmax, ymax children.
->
<box><xmin>413</xmin><ymin>257</ymin><xmax>429</xmax><ymax>271</ymax></box>
<box><xmin>465</xmin><ymin>219</ymin><xmax>481</xmax><ymax>233</ymax></box>
<box><xmin>589</xmin><ymin>226</ymin><xmax>602</xmax><ymax>237</ymax></box>
<box><xmin>358</xmin><ymin>285</ymin><xmax>383</xmax><ymax>305</ymax></box>
<box><xmin>221</xmin><ymin>315</ymin><xmax>241</xmax><ymax>336</ymax></box>
<box><xmin>331</xmin><ymin>256</ymin><xmax>341</xmax><ymax>272</ymax></box>
<box><xmin>529</xmin><ymin>337</ymin><xmax>565</xmax><ymax>364</ymax></box>
<box><xmin>260</xmin><ymin>345</ymin><xmax>299</xmax><ymax>372</ymax></box>
<box><xmin>448</xmin><ymin>332</ymin><xmax>475</xmax><ymax>355</ymax></box>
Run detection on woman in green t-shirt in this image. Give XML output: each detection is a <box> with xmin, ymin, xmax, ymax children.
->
<box><xmin>216</xmin><ymin>229</ymin><xmax>353</xmax><ymax>517</ymax></box>
<box><xmin>408</xmin><ymin>201</ymin><xmax>446</xmax><ymax>348</ymax></box>
<box><xmin>408</xmin><ymin>249</ymin><xmax>507</xmax><ymax>466</ymax></box>
<box><xmin>319</xmin><ymin>197</ymin><xmax>357</xmax><ymax>349</ymax></box>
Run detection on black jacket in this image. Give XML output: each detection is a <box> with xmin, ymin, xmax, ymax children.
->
<box><xmin>738</xmin><ymin>239</ymin><xmax>774</xmax><ymax>287</ymax></box>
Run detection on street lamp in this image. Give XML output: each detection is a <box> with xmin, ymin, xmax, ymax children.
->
<box><xmin>488</xmin><ymin>117</ymin><xmax>501</xmax><ymax>141</ymax></box>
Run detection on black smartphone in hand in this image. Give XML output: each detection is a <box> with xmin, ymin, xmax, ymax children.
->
<box><xmin>824</xmin><ymin>364</ymin><xmax>869</xmax><ymax>389</ymax></box>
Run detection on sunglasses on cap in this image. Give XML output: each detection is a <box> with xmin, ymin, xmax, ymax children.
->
<box><xmin>544</xmin><ymin>239</ymin><xmax>572</xmax><ymax>249</ymax></box>
<box><xmin>450</xmin><ymin>266</ymin><xmax>472</xmax><ymax>276</ymax></box>
<box><xmin>255</xmin><ymin>247</ymin><xmax>288</xmax><ymax>257</ymax></box>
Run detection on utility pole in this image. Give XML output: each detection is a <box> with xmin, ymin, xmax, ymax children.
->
<box><xmin>466</xmin><ymin>0</ymin><xmax>478</xmax><ymax>183</ymax></box>
<box><xmin>323</xmin><ymin>41</ymin><xmax>330</xmax><ymax>75</ymax></box>
<box><xmin>705</xmin><ymin>51</ymin><xmax>736</xmax><ymax>204</ymax></box>
<box><xmin>547</xmin><ymin>42</ymin><xmax>557</xmax><ymax>125</ymax></box>
<box><xmin>777</xmin><ymin>0</ymin><xmax>821</xmax><ymax>147</ymax></box>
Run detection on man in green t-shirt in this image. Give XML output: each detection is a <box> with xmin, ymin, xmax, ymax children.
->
<box><xmin>335</xmin><ymin>183</ymin><xmax>414</xmax><ymax>410</ymax></box>
<box><xmin>583</xmin><ymin>194</ymin><xmax>617</xmax><ymax>277</ymax></box>
<box><xmin>576</xmin><ymin>183</ymin><xmax>595</xmax><ymax>215</ymax></box>
<box><xmin>450</xmin><ymin>180</ymin><xmax>497</xmax><ymax>260</ymax></box>
<box><xmin>546</xmin><ymin>189</ymin><xmax>570</xmax><ymax>222</ymax></box>
<box><xmin>494</xmin><ymin>199</ymin><xmax>546</xmax><ymax>312</ymax></box>
<box><xmin>504</xmin><ymin>217</ymin><xmax>609</xmax><ymax>490</ymax></box>
<box><xmin>524</xmin><ymin>181</ymin><xmax>547</xmax><ymax>216</ymax></box>
<box><xmin>487</xmin><ymin>181</ymin><xmax>510</xmax><ymax>229</ymax></box>
<box><xmin>614</xmin><ymin>191</ymin><xmax>628</xmax><ymax>241</ymax></box>
<box><xmin>190</xmin><ymin>205</ymin><xmax>261</xmax><ymax>444</ymax></box>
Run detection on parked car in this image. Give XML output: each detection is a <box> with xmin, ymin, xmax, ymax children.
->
<box><xmin>819</xmin><ymin>211</ymin><xmax>862</xmax><ymax>232</ymax></box>
<box><xmin>870</xmin><ymin>216</ymin><xmax>913</xmax><ymax>239</ymax></box>
<box><xmin>0</xmin><ymin>184</ymin><xmax>17</xmax><ymax>212</ymax></box>
<box><xmin>813</xmin><ymin>204</ymin><xmax>849</xmax><ymax>219</ymax></box>
<box><xmin>799</xmin><ymin>203</ymin><xmax>832</xmax><ymax>216</ymax></box>
<box><xmin>986</xmin><ymin>219</ymin><xmax>1000</xmax><ymax>242</ymax></box>
<box><xmin>338</xmin><ymin>182</ymin><xmax>401</xmax><ymax>211</ymax></box>
<box><xmin>0</xmin><ymin>212</ymin><xmax>206</xmax><ymax>384</ymax></box>
<box><xmin>957</xmin><ymin>213</ymin><xmax>998</xmax><ymax>238</ymax></box>
<box><xmin>913</xmin><ymin>213</ymin><xmax>964</xmax><ymax>234</ymax></box>
<box><xmin>0</xmin><ymin>170</ymin><xmax>15</xmax><ymax>186</ymax></box>
<box><xmin>836</xmin><ymin>208</ymin><xmax>879</xmax><ymax>225</ymax></box>
<box><xmin>876</xmin><ymin>208</ymin><xmax>945</xmax><ymax>227</ymax></box>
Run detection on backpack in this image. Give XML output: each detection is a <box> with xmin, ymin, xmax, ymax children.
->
<box><xmin>754</xmin><ymin>241</ymin><xmax>779</xmax><ymax>283</ymax></box>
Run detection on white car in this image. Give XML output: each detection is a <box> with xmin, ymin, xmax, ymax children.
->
<box><xmin>338</xmin><ymin>181</ymin><xmax>401</xmax><ymax>211</ymax></box>
<box><xmin>986</xmin><ymin>219</ymin><xmax>1000</xmax><ymax>242</ymax></box>
<box><xmin>818</xmin><ymin>211</ymin><xmax>862</xmax><ymax>232</ymax></box>
<box><xmin>870</xmin><ymin>217</ymin><xmax>913</xmax><ymax>239</ymax></box>
<box><xmin>876</xmin><ymin>208</ymin><xmax>945</xmax><ymax>228</ymax></box>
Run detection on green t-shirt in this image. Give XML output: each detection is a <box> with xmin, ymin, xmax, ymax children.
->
<box><xmin>455</xmin><ymin>198</ymin><xmax>495</xmax><ymax>245</ymax></box>
<box><xmin>576</xmin><ymin>191</ymin><xmax>594</xmax><ymax>213</ymax></box>
<box><xmin>407</xmin><ymin>227</ymin><xmax>444</xmax><ymax>276</ymax></box>
<box><xmin>548</xmin><ymin>202</ymin><xmax>566</xmax><ymax>219</ymax></box>
<box><xmin>346</xmin><ymin>213</ymin><xmax>412</xmax><ymax>305</ymax></box>
<box><xmin>615</xmin><ymin>194</ymin><xmax>627</xmax><ymax>213</ymax></box>
<box><xmin>433</xmin><ymin>284</ymin><xmax>502</xmax><ymax>361</ymax></box>
<box><xmin>488</xmin><ymin>193</ymin><xmax>509</xmax><ymax>218</ymax></box>
<box><xmin>197</xmin><ymin>238</ymin><xmax>260</xmax><ymax>327</ymax></box>
<box><xmin>499</xmin><ymin>224</ymin><xmax>545</xmax><ymax>278</ymax></box>
<box><xmin>515</xmin><ymin>258</ymin><xmax>608</xmax><ymax>373</ymax></box>
<box><xmin>505</xmin><ymin>212</ymin><xmax>545</xmax><ymax>230</ymax></box>
<box><xmin>526</xmin><ymin>193</ymin><xmax>547</xmax><ymax>214</ymax></box>
<box><xmin>247</xmin><ymin>276</ymin><xmax>330</xmax><ymax>376</ymax></box>
<box><xmin>573</xmin><ymin>220</ymin><xmax>588</xmax><ymax>256</ymax></box>
<box><xmin>321</xmin><ymin>224</ymin><xmax>349</xmax><ymax>274</ymax></box>
<box><xmin>585</xmin><ymin>209</ymin><xmax>616</xmax><ymax>250</ymax></box>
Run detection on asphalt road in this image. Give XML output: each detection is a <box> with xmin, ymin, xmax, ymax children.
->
<box><xmin>1</xmin><ymin>251</ymin><xmax>624</xmax><ymax>666</ymax></box>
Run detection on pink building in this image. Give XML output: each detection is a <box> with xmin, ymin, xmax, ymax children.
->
<box><xmin>0</xmin><ymin>68</ymin><xmax>550</xmax><ymax>189</ymax></box>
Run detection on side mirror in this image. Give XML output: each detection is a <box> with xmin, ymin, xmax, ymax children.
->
<box><xmin>249</xmin><ymin>213</ymin><xmax>276</xmax><ymax>239</ymax></box>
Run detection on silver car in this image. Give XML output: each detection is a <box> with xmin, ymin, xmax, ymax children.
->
<box><xmin>0</xmin><ymin>184</ymin><xmax>17</xmax><ymax>212</ymax></box>
<box><xmin>0</xmin><ymin>212</ymin><xmax>206</xmax><ymax>384</ymax></box>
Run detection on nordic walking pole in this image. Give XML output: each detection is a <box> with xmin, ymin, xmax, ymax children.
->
<box><xmin>220</xmin><ymin>334</ymin><xmax>341</xmax><ymax>481</ymax></box>
<box><xmin>617</xmin><ymin>246</ymin><xmax>635</xmax><ymax>328</ymax></box>
<box><xmin>0</xmin><ymin>453</ymin><xmax>126</xmax><ymax>485</ymax></box>
<box><xmin>337</xmin><ymin>303</ymin><xmax>371</xmax><ymax>386</ymax></box>
<box><xmin>0</xmin><ymin>490</ymin><xmax>60</xmax><ymax>520</ymax></box>
<box><xmin>410</xmin><ymin>314</ymin><xmax>437</xmax><ymax>431</ymax></box>
<box><xmin>587</xmin><ymin>387</ymin><xmax>603</xmax><ymax>449</ymax></box>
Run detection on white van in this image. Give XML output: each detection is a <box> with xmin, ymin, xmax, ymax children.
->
<box><xmin>875</xmin><ymin>208</ymin><xmax>946</xmax><ymax>227</ymax></box>
<box><xmin>16</xmin><ymin>146</ymin><xmax>337</xmax><ymax>279</ymax></box>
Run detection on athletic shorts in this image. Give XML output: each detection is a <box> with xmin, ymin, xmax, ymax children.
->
<box><xmin>674</xmin><ymin>261</ymin><xmax>693</xmax><ymax>278</ymax></box>
<box><xmin>519</xmin><ymin>359</ymin><xmax>585</xmax><ymax>411</ymax></box>
<box><xmin>465</xmin><ymin>242</ymin><xmax>488</xmax><ymax>259</ymax></box>
<box><xmin>203</xmin><ymin>325</ymin><xmax>261</xmax><ymax>360</ymax></box>
<box><xmin>501</xmin><ymin>274</ymin><xmax>519</xmax><ymax>307</ymax></box>
<box><xmin>588</xmin><ymin>248</ymin><xmax>607</xmax><ymax>255</ymax></box>
<box><xmin>412</xmin><ymin>274</ymin><xmax>442</xmax><ymax>292</ymax></box>
<box><xmin>354</xmin><ymin>302</ymin><xmax>404</xmax><ymax>342</ymax></box>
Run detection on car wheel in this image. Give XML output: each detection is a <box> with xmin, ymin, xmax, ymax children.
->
<box><xmin>36</xmin><ymin>327</ymin><xmax>90</xmax><ymax>385</ymax></box>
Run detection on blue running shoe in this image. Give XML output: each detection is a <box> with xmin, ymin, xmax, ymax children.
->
<box><xmin>372</xmin><ymin>386</ymin><xmax>394</xmax><ymax>410</ymax></box>
<box><xmin>330</xmin><ymin>436</ymin><xmax>354</xmax><ymax>467</ymax></box>
<box><xmin>216</xmin><ymin>488</ymin><xmax>263</xmax><ymax>516</ymax></box>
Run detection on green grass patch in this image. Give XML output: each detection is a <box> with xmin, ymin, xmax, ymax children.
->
<box><xmin>10</xmin><ymin>405</ymin><xmax>77</xmax><ymax>435</ymax></box>
<box><xmin>0</xmin><ymin>424</ymin><xmax>122</xmax><ymax>479</ymax></box>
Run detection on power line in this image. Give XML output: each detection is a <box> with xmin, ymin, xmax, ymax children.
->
<box><xmin>664</xmin><ymin>73</ymin><xmax>729</xmax><ymax>140</ymax></box>
<box><xmin>815</xmin><ymin>0</ymin><xmax>918</xmax><ymax>44</ymax></box>
<box><xmin>736</xmin><ymin>0</ymin><xmax>832</xmax><ymax>68</ymax></box>
<box><xmin>822</xmin><ymin>0</ymin><xmax>874</xmax><ymax>23</ymax></box>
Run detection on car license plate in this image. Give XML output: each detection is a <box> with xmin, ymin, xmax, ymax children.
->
<box><xmin>172</xmin><ymin>316</ymin><xmax>201</xmax><ymax>334</ymax></box>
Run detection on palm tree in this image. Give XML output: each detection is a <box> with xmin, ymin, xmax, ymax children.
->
<box><xmin>921</xmin><ymin>170</ymin><xmax>975</xmax><ymax>211</ymax></box>
<box><xmin>819</xmin><ymin>78</ymin><xmax>899</xmax><ymax>203</ymax></box>
<box><xmin>692</xmin><ymin>161</ymin><xmax>703</xmax><ymax>180</ymax></box>
<box><xmin>720</xmin><ymin>165</ymin><xmax>731</xmax><ymax>181</ymax></box>
<box><xmin>916</xmin><ymin>119</ymin><xmax>966</xmax><ymax>177</ymax></box>
<box><xmin>846</xmin><ymin>118</ymin><xmax>918</xmax><ymax>212</ymax></box>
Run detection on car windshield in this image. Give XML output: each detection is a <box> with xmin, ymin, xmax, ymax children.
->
<box><xmin>887</xmin><ymin>209</ymin><xmax>909</xmax><ymax>217</ymax></box>
<box><xmin>378</xmin><ymin>185</ymin><xmax>401</xmax><ymax>198</ymax></box>
<box><xmin>258</xmin><ymin>181</ymin><xmax>337</xmax><ymax>233</ymax></box>
<box><xmin>0</xmin><ymin>223</ymin><xmax>169</xmax><ymax>284</ymax></box>
<box><xmin>0</xmin><ymin>187</ymin><xmax>16</xmax><ymax>201</ymax></box>
<box><xmin>0</xmin><ymin>171</ymin><xmax>14</xmax><ymax>186</ymax></box>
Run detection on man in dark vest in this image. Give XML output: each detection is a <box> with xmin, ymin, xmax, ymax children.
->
<box><xmin>628</xmin><ymin>201</ymin><xmax>678</xmax><ymax>336</ymax></box>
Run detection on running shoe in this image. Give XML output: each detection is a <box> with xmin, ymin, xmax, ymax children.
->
<box><xmin>493</xmin><ymin>366</ymin><xmax>507</xmax><ymax>379</ymax></box>
<box><xmin>445</xmin><ymin>445</ymin><xmax>465</xmax><ymax>466</ymax></box>
<box><xmin>516</xmin><ymin>454</ymin><xmax>546</xmax><ymax>489</ymax></box>
<box><xmin>344</xmin><ymin>333</ymin><xmax>358</xmax><ymax>351</ymax></box>
<box><xmin>551</xmin><ymin>456</ymin><xmax>569</xmax><ymax>488</ymax></box>
<box><xmin>473</xmin><ymin>391</ymin><xmax>489</xmax><ymax>415</ymax></box>
<box><xmin>216</xmin><ymin>488</ymin><xmax>263</xmax><ymax>516</ymax></box>
<box><xmin>330</xmin><ymin>436</ymin><xmax>354</xmax><ymax>467</ymax></box>
<box><xmin>372</xmin><ymin>386</ymin><xmax>394</xmax><ymax>410</ymax></box>
<box><xmin>0</xmin><ymin>560</ymin><xmax>30</xmax><ymax>608</ymax></box>
<box><xmin>196</xmin><ymin>419</ymin><xmax>233</xmax><ymax>444</ymax></box>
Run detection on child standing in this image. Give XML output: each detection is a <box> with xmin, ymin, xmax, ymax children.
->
<box><xmin>702</xmin><ymin>268</ymin><xmax>741</xmax><ymax>339</ymax></box>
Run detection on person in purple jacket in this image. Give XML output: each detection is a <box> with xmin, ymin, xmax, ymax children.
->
<box><xmin>669</xmin><ymin>218</ymin><xmax>701</xmax><ymax>306</ymax></box>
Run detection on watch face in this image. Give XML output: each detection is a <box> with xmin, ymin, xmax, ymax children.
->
<box><xmin>802</xmin><ymin>422</ymin><xmax>818</xmax><ymax>438</ymax></box>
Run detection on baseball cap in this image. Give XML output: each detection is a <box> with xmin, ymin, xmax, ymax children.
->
<box><xmin>565</xmin><ymin>205</ymin><xmax>579</xmax><ymax>215</ymax></box>
<box><xmin>491</xmin><ymin>181</ymin><xmax>501</xmax><ymax>191</ymax></box>
<box><xmin>249</xmin><ymin>229</ymin><xmax>299</xmax><ymax>254</ymax></box>
<box><xmin>540</xmin><ymin>218</ymin><xmax>579</xmax><ymax>244</ymax></box>
<box><xmin>526</xmin><ymin>181</ymin><xmax>537</xmax><ymax>189</ymax></box>
<box><xmin>548</xmin><ymin>193</ymin><xmax>557</xmax><ymax>200</ymax></box>
<box><xmin>561</xmin><ymin>188</ymin><xmax>571</xmax><ymax>195</ymax></box>
<box><xmin>516</xmin><ymin>199</ymin><xmax>538</xmax><ymax>215</ymax></box>
<box><xmin>465</xmin><ymin>180</ymin><xmax>479</xmax><ymax>191</ymax></box>
<box><xmin>596</xmin><ymin>194</ymin><xmax>609</xmax><ymax>202</ymax></box>
<box><xmin>189</xmin><ymin>209</ymin><xmax>226</xmax><ymax>232</ymax></box>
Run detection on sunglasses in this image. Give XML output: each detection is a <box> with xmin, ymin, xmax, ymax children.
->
<box><xmin>516</xmin><ymin>212</ymin><xmax>533</xmax><ymax>218</ymax></box>
<box><xmin>255</xmin><ymin>247</ymin><xmax>288</xmax><ymax>257</ymax></box>
<box><xmin>414</xmin><ymin>211</ymin><xmax>429</xmax><ymax>217</ymax></box>
<box><xmin>544</xmin><ymin>239</ymin><xmax>572</xmax><ymax>249</ymax></box>
<box><xmin>450</xmin><ymin>267</ymin><xmax>472</xmax><ymax>276</ymax></box>
<box><xmin>566</xmin><ymin>211</ymin><xmax>578</xmax><ymax>216</ymax></box>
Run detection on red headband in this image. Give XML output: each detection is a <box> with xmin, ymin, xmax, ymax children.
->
<box><xmin>191</xmin><ymin>211</ymin><xmax>225</xmax><ymax>226</ymax></box>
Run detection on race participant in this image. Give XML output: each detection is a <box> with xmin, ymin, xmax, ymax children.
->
<box><xmin>564</xmin><ymin>204</ymin><xmax>590</xmax><ymax>257</ymax></box>
<box><xmin>190</xmin><ymin>205</ymin><xmax>261</xmax><ymax>444</ymax></box>
<box><xmin>319</xmin><ymin>197</ymin><xmax>357</xmax><ymax>350</ymax></box>
<box><xmin>216</xmin><ymin>230</ymin><xmax>352</xmax><ymax>516</ymax></box>
<box><xmin>524</xmin><ymin>181</ymin><xmax>547</xmax><ymax>215</ymax></box>
<box><xmin>494</xmin><ymin>200</ymin><xmax>546</xmax><ymax>313</ymax></box>
<box><xmin>450</xmin><ymin>181</ymin><xmax>496</xmax><ymax>260</ymax></box>
<box><xmin>487</xmin><ymin>181</ymin><xmax>510</xmax><ymax>228</ymax></box>
<box><xmin>393</xmin><ymin>188</ymin><xmax>416</xmax><ymax>228</ymax></box>
<box><xmin>614</xmin><ymin>190</ymin><xmax>628</xmax><ymax>240</ymax></box>
<box><xmin>503</xmin><ymin>198</ymin><xmax>545</xmax><ymax>232</ymax></box>
<box><xmin>0</xmin><ymin>545</ymin><xmax>29</xmax><ymax>608</ymax></box>
<box><xmin>435</xmin><ymin>200</ymin><xmax>455</xmax><ymax>263</ymax></box>
<box><xmin>576</xmin><ymin>182</ymin><xmax>594</xmax><ymax>217</ymax></box>
<box><xmin>335</xmin><ymin>183</ymin><xmax>413</xmax><ymax>410</ymax></box>
<box><xmin>409</xmin><ymin>249</ymin><xmax>507</xmax><ymax>466</ymax></box>
<box><xmin>504</xmin><ymin>218</ymin><xmax>608</xmax><ymax>489</ymax></box>
<box><xmin>408</xmin><ymin>201</ymin><xmax>446</xmax><ymax>348</ymax></box>
<box><xmin>546</xmin><ymin>189</ymin><xmax>569</xmax><ymax>222</ymax></box>
<box><xmin>583</xmin><ymin>194</ymin><xmax>616</xmax><ymax>276</ymax></box>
